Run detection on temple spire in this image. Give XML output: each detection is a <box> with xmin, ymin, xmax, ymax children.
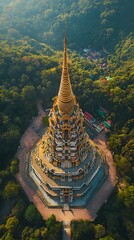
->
<box><xmin>57</xmin><ymin>36</ymin><xmax>74</xmax><ymax>114</ymax></box>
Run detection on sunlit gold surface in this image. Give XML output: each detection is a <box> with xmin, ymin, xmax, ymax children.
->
<box><xmin>57</xmin><ymin>37</ymin><xmax>74</xmax><ymax>114</ymax></box>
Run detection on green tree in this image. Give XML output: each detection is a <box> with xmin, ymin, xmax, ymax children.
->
<box><xmin>0</xmin><ymin>224</ymin><xmax>6</xmax><ymax>236</ymax></box>
<box><xmin>95</xmin><ymin>224</ymin><xmax>106</xmax><ymax>239</ymax></box>
<box><xmin>46</xmin><ymin>214</ymin><xmax>56</xmax><ymax>229</ymax></box>
<box><xmin>4</xmin><ymin>232</ymin><xmax>15</xmax><ymax>240</ymax></box>
<box><xmin>25</xmin><ymin>204</ymin><xmax>42</xmax><ymax>225</ymax></box>
<box><xmin>122</xmin><ymin>185</ymin><xmax>134</xmax><ymax>208</ymax></box>
<box><xmin>125</xmin><ymin>220</ymin><xmax>134</xmax><ymax>240</ymax></box>
<box><xmin>11</xmin><ymin>200</ymin><xmax>25</xmax><ymax>217</ymax></box>
<box><xmin>106</xmin><ymin>213</ymin><xmax>120</xmax><ymax>238</ymax></box>
<box><xmin>0</xmin><ymin>170</ymin><xmax>9</xmax><ymax>180</ymax></box>
<box><xmin>5</xmin><ymin>216</ymin><xmax>19</xmax><ymax>233</ymax></box>
<box><xmin>4</xmin><ymin>181</ymin><xmax>20</xmax><ymax>199</ymax></box>
<box><xmin>21</xmin><ymin>226</ymin><xmax>34</xmax><ymax>240</ymax></box>
<box><xmin>34</xmin><ymin>229</ymin><xmax>41</xmax><ymax>238</ymax></box>
<box><xmin>40</xmin><ymin>227</ymin><xmax>48</xmax><ymax>238</ymax></box>
<box><xmin>9</xmin><ymin>159</ymin><xmax>19</xmax><ymax>175</ymax></box>
<box><xmin>71</xmin><ymin>220</ymin><xmax>95</xmax><ymax>240</ymax></box>
<box><xmin>100</xmin><ymin>236</ymin><xmax>115</xmax><ymax>240</ymax></box>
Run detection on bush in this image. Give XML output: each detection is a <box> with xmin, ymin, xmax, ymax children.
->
<box><xmin>4</xmin><ymin>181</ymin><xmax>20</xmax><ymax>199</ymax></box>
<box><xmin>5</xmin><ymin>216</ymin><xmax>19</xmax><ymax>233</ymax></box>
<box><xmin>24</xmin><ymin>204</ymin><xmax>43</xmax><ymax>225</ymax></box>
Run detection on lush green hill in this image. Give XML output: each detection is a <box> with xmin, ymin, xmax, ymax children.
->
<box><xmin>0</xmin><ymin>0</ymin><xmax>134</xmax><ymax>49</ymax></box>
<box><xmin>0</xmin><ymin>35</ymin><xmax>134</xmax><ymax>239</ymax></box>
<box><xmin>0</xmin><ymin>1</ymin><xmax>134</xmax><ymax>239</ymax></box>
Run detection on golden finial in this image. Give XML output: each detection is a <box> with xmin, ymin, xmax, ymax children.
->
<box><xmin>57</xmin><ymin>33</ymin><xmax>74</xmax><ymax>114</ymax></box>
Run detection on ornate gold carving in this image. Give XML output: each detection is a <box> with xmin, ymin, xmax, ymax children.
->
<box><xmin>57</xmin><ymin>37</ymin><xmax>74</xmax><ymax>114</ymax></box>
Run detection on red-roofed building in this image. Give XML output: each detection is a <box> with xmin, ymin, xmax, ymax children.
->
<box><xmin>107</xmin><ymin>120</ymin><xmax>112</xmax><ymax>125</ymax></box>
<box><xmin>84</xmin><ymin>112</ymin><xmax>93</xmax><ymax>122</ymax></box>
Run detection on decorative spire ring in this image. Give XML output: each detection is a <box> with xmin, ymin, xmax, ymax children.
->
<box><xmin>57</xmin><ymin>37</ymin><xmax>74</xmax><ymax>114</ymax></box>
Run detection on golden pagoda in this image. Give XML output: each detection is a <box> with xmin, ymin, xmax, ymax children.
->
<box><xmin>42</xmin><ymin>36</ymin><xmax>90</xmax><ymax>169</ymax></box>
<box><xmin>57</xmin><ymin>36</ymin><xmax>75</xmax><ymax>114</ymax></box>
<box><xmin>28</xmin><ymin>37</ymin><xmax>108</xmax><ymax>207</ymax></box>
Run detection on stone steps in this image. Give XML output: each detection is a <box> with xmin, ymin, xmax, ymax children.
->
<box><xmin>63</xmin><ymin>221</ymin><xmax>71</xmax><ymax>240</ymax></box>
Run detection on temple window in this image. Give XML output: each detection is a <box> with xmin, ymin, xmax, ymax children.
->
<box><xmin>64</xmin><ymin>130</ymin><xmax>68</xmax><ymax>140</ymax></box>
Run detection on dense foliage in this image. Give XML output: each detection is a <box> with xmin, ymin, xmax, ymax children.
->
<box><xmin>0</xmin><ymin>34</ymin><xmax>133</xmax><ymax>239</ymax></box>
<box><xmin>0</xmin><ymin>38</ymin><xmax>63</xmax><ymax>240</ymax></box>
<box><xmin>0</xmin><ymin>0</ymin><xmax>134</xmax><ymax>49</ymax></box>
<box><xmin>70</xmin><ymin>36</ymin><xmax>134</xmax><ymax>240</ymax></box>
<box><xmin>0</xmin><ymin>1</ymin><xmax>134</xmax><ymax>239</ymax></box>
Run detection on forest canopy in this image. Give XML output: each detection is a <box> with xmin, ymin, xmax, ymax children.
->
<box><xmin>0</xmin><ymin>1</ymin><xmax>134</xmax><ymax>240</ymax></box>
<box><xmin>0</xmin><ymin>0</ymin><xmax>134</xmax><ymax>49</ymax></box>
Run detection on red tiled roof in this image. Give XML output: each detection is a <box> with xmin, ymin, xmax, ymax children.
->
<box><xmin>84</xmin><ymin>112</ymin><xmax>93</xmax><ymax>121</ymax></box>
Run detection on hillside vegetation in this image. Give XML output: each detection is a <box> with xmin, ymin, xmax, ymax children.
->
<box><xmin>0</xmin><ymin>0</ymin><xmax>134</xmax><ymax>49</ymax></box>
<box><xmin>0</xmin><ymin>0</ymin><xmax>134</xmax><ymax>239</ymax></box>
<box><xmin>0</xmin><ymin>35</ymin><xmax>134</xmax><ymax>239</ymax></box>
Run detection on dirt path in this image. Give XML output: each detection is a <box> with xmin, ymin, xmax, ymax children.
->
<box><xmin>86</xmin><ymin>132</ymin><xmax>116</xmax><ymax>219</ymax></box>
<box><xmin>16</xmin><ymin>106</ymin><xmax>116</xmax><ymax>238</ymax></box>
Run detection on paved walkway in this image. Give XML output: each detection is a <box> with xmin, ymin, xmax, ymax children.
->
<box><xmin>63</xmin><ymin>221</ymin><xmax>71</xmax><ymax>240</ymax></box>
<box><xmin>16</xmin><ymin>105</ymin><xmax>116</xmax><ymax>240</ymax></box>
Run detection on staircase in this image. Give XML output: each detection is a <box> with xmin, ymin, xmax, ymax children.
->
<box><xmin>63</xmin><ymin>221</ymin><xmax>71</xmax><ymax>240</ymax></box>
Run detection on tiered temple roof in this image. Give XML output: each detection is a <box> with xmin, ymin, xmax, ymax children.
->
<box><xmin>29</xmin><ymin>37</ymin><xmax>108</xmax><ymax>207</ymax></box>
